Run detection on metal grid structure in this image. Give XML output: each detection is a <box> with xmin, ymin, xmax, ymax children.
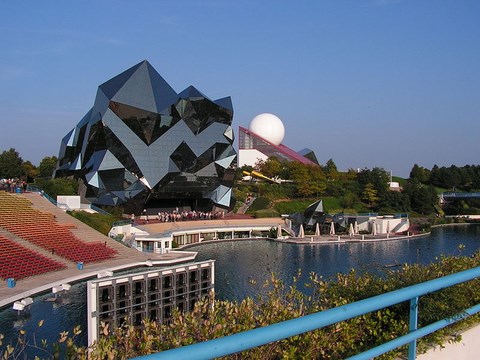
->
<box><xmin>87</xmin><ymin>260</ymin><xmax>215</xmax><ymax>345</ymax></box>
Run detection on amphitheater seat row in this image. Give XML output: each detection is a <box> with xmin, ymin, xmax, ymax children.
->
<box><xmin>0</xmin><ymin>235</ymin><xmax>67</xmax><ymax>280</ymax></box>
<box><xmin>0</xmin><ymin>191</ymin><xmax>118</xmax><ymax>264</ymax></box>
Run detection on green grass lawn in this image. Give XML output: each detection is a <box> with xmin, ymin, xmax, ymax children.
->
<box><xmin>273</xmin><ymin>197</ymin><xmax>350</xmax><ymax>214</ymax></box>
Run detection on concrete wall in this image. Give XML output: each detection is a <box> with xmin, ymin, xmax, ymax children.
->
<box><xmin>238</xmin><ymin>149</ymin><xmax>268</xmax><ymax>167</ymax></box>
<box><xmin>57</xmin><ymin>195</ymin><xmax>81</xmax><ymax>210</ymax></box>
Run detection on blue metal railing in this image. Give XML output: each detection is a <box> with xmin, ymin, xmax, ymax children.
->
<box><xmin>356</xmin><ymin>212</ymin><xmax>408</xmax><ymax>219</ymax></box>
<box><xmin>133</xmin><ymin>266</ymin><xmax>480</xmax><ymax>360</ymax></box>
<box><xmin>443</xmin><ymin>191</ymin><xmax>480</xmax><ymax>199</ymax></box>
<box><xmin>27</xmin><ymin>185</ymin><xmax>57</xmax><ymax>206</ymax></box>
<box><xmin>357</xmin><ymin>212</ymin><xmax>378</xmax><ymax>216</ymax></box>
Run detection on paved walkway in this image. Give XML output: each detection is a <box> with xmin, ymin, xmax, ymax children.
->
<box><xmin>417</xmin><ymin>324</ymin><xmax>480</xmax><ymax>359</ymax></box>
<box><xmin>139</xmin><ymin>217</ymin><xmax>427</xmax><ymax>246</ymax></box>
<box><xmin>275</xmin><ymin>232</ymin><xmax>428</xmax><ymax>245</ymax></box>
<box><xmin>139</xmin><ymin>217</ymin><xmax>284</xmax><ymax>235</ymax></box>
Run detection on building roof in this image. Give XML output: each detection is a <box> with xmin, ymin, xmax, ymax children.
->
<box><xmin>238</xmin><ymin>126</ymin><xmax>316</xmax><ymax>165</ymax></box>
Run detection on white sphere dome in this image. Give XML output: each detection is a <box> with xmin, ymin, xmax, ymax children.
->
<box><xmin>248</xmin><ymin>113</ymin><xmax>285</xmax><ymax>146</ymax></box>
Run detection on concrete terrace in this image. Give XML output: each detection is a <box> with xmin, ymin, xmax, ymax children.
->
<box><xmin>140</xmin><ymin>216</ymin><xmax>285</xmax><ymax>237</ymax></box>
<box><xmin>0</xmin><ymin>192</ymin><xmax>196</xmax><ymax>308</ymax></box>
<box><xmin>137</xmin><ymin>215</ymin><xmax>426</xmax><ymax>247</ymax></box>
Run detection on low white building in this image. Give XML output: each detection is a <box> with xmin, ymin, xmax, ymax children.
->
<box><xmin>133</xmin><ymin>235</ymin><xmax>172</xmax><ymax>254</ymax></box>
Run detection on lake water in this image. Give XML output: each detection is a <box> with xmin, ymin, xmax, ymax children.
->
<box><xmin>1</xmin><ymin>225</ymin><xmax>479</xmax><ymax>352</ymax></box>
<box><xmin>190</xmin><ymin>225</ymin><xmax>480</xmax><ymax>301</ymax></box>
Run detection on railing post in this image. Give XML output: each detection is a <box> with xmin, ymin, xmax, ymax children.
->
<box><xmin>408</xmin><ymin>296</ymin><xmax>419</xmax><ymax>360</ymax></box>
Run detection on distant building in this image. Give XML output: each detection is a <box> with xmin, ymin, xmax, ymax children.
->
<box><xmin>238</xmin><ymin>113</ymin><xmax>318</xmax><ymax>167</ymax></box>
<box><xmin>54</xmin><ymin>61</ymin><xmax>236</xmax><ymax>214</ymax></box>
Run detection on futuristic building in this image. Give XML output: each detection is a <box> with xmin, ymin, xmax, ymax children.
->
<box><xmin>238</xmin><ymin>113</ymin><xmax>318</xmax><ymax>167</ymax></box>
<box><xmin>54</xmin><ymin>60</ymin><xmax>237</xmax><ymax>213</ymax></box>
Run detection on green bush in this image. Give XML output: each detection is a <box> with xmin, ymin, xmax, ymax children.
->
<box><xmin>246</xmin><ymin>196</ymin><xmax>271</xmax><ymax>213</ymax></box>
<box><xmin>68</xmin><ymin>210</ymin><xmax>120</xmax><ymax>236</ymax></box>
<box><xmin>4</xmin><ymin>251</ymin><xmax>478</xmax><ymax>359</ymax></box>
<box><xmin>254</xmin><ymin>209</ymin><xmax>280</xmax><ymax>218</ymax></box>
<box><xmin>273</xmin><ymin>197</ymin><xmax>347</xmax><ymax>215</ymax></box>
<box><xmin>274</xmin><ymin>199</ymin><xmax>314</xmax><ymax>214</ymax></box>
<box><xmin>34</xmin><ymin>178</ymin><xmax>78</xmax><ymax>198</ymax></box>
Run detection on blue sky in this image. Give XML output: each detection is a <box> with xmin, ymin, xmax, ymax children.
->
<box><xmin>1</xmin><ymin>0</ymin><xmax>479</xmax><ymax>177</ymax></box>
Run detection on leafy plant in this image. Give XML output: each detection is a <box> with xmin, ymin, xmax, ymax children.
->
<box><xmin>2</xmin><ymin>252</ymin><xmax>479</xmax><ymax>360</ymax></box>
<box><xmin>246</xmin><ymin>196</ymin><xmax>271</xmax><ymax>213</ymax></box>
<box><xmin>67</xmin><ymin>211</ymin><xmax>121</xmax><ymax>236</ymax></box>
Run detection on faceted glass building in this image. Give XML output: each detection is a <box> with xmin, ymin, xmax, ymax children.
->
<box><xmin>54</xmin><ymin>60</ymin><xmax>237</xmax><ymax>213</ymax></box>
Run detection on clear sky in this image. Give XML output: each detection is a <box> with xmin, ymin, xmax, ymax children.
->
<box><xmin>1</xmin><ymin>0</ymin><xmax>479</xmax><ymax>177</ymax></box>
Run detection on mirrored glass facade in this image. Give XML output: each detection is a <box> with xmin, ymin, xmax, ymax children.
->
<box><xmin>54</xmin><ymin>61</ymin><xmax>237</xmax><ymax>213</ymax></box>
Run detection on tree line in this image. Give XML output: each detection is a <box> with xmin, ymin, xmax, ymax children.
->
<box><xmin>410</xmin><ymin>163</ymin><xmax>480</xmax><ymax>191</ymax></box>
<box><xmin>244</xmin><ymin>158</ymin><xmax>480</xmax><ymax>216</ymax></box>
<box><xmin>0</xmin><ymin>148</ymin><xmax>77</xmax><ymax>197</ymax></box>
<box><xmin>0</xmin><ymin>148</ymin><xmax>58</xmax><ymax>180</ymax></box>
<box><xmin>3</xmin><ymin>146</ymin><xmax>480</xmax><ymax>216</ymax></box>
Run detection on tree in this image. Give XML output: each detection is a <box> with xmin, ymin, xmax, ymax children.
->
<box><xmin>0</xmin><ymin>148</ymin><xmax>24</xmax><ymax>179</ymax></box>
<box><xmin>324</xmin><ymin>158</ymin><xmax>339</xmax><ymax>180</ymax></box>
<box><xmin>340</xmin><ymin>191</ymin><xmax>360</xmax><ymax>209</ymax></box>
<box><xmin>409</xmin><ymin>164</ymin><xmax>429</xmax><ymax>184</ymax></box>
<box><xmin>429</xmin><ymin>164</ymin><xmax>441</xmax><ymax>187</ymax></box>
<box><xmin>404</xmin><ymin>181</ymin><xmax>438</xmax><ymax>215</ymax></box>
<box><xmin>361</xmin><ymin>183</ymin><xmax>379</xmax><ymax>208</ymax></box>
<box><xmin>34</xmin><ymin>178</ymin><xmax>78</xmax><ymax>198</ymax></box>
<box><xmin>357</xmin><ymin>167</ymin><xmax>389</xmax><ymax>198</ymax></box>
<box><xmin>22</xmin><ymin>161</ymin><xmax>37</xmax><ymax>182</ymax></box>
<box><xmin>38</xmin><ymin>156</ymin><xmax>58</xmax><ymax>178</ymax></box>
<box><xmin>377</xmin><ymin>191</ymin><xmax>411</xmax><ymax>213</ymax></box>
<box><xmin>255</xmin><ymin>157</ymin><xmax>284</xmax><ymax>178</ymax></box>
<box><xmin>289</xmin><ymin>162</ymin><xmax>326</xmax><ymax>198</ymax></box>
<box><xmin>308</xmin><ymin>164</ymin><xmax>327</xmax><ymax>196</ymax></box>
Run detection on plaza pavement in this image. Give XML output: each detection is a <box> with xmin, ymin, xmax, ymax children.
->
<box><xmin>140</xmin><ymin>216</ymin><xmax>284</xmax><ymax>236</ymax></box>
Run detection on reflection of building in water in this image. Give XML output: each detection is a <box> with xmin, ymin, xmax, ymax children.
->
<box><xmin>86</xmin><ymin>260</ymin><xmax>214</xmax><ymax>345</ymax></box>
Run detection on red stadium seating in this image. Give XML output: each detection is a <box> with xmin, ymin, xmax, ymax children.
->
<box><xmin>0</xmin><ymin>235</ymin><xmax>67</xmax><ymax>280</ymax></box>
<box><xmin>0</xmin><ymin>191</ymin><xmax>117</xmax><ymax>265</ymax></box>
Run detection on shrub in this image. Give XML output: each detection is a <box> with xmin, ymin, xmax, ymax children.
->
<box><xmin>246</xmin><ymin>196</ymin><xmax>271</xmax><ymax>213</ymax></box>
<box><xmin>34</xmin><ymin>178</ymin><xmax>78</xmax><ymax>198</ymax></box>
<box><xmin>68</xmin><ymin>211</ymin><xmax>120</xmax><ymax>236</ymax></box>
<box><xmin>254</xmin><ymin>209</ymin><xmax>279</xmax><ymax>218</ymax></box>
<box><xmin>2</xmin><ymin>252</ymin><xmax>479</xmax><ymax>359</ymax></box>
<box><xmin>274</xmin><ymin>199</ymin><xmax>314</xmax><ymax>214</ymax></box>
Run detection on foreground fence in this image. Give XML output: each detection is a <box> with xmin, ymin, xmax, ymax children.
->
<box><xmin>133</xmin><ymin>266</ymin><xmax>480</xmax><ymax>360</ymax></box>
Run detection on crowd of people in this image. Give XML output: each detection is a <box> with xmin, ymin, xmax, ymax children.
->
<box><xmin>135</xmin><ymin>209</ymin><xmax>225</xmax><ymax>223</ymax></box>
<box><xmin>0</xmin><ymin>178</ymin><xmax>27</xmax><ymax>193</ymax></box>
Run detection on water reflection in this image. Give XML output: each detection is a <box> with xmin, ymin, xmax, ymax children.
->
<box><xmin>0</xmin><ymin>282</ymin><xmax>87</xmax><ymax>355</ymax></box>
<box><xmin>191</xmin><ymin>226</ymin><xmax>480</xmax><ymax>301</ymax></box>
